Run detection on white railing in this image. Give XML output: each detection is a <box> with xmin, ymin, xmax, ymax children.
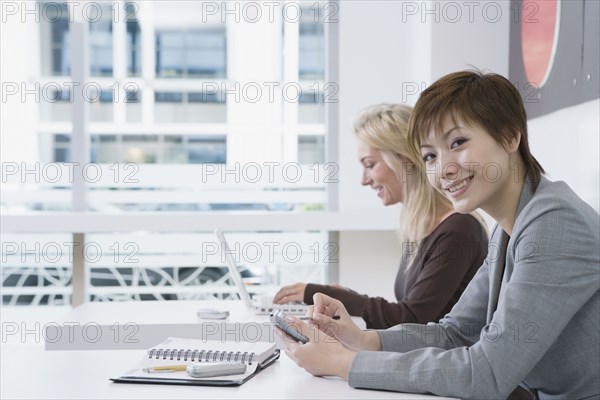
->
<box><xmin>1</xmin><ymin>228</ymin><xmax>333</xmax><ymax>306</ymax></box>
<box><xmin>0</xmin><ymin>163</ymin><xmax>343</xmax><ymax>306</ymax></box>
<box><xmin>1</xmin><ymin>163</ymin><xmax>331</xmax><ymax>211</ymax></box>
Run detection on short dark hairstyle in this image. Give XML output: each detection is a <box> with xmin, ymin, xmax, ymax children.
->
<box><xmin>408</xmin><ymin>70</ymin><xmax>544</xmax><ymax>189</ymax></box>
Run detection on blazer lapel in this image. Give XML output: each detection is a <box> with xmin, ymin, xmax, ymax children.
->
<box><xmin>485</xmin><ymin>176</ymin><xmax>543</xmax><ymax>322</ymax></box>
<box><xmin>487</xmin><ymin>230</ymin><xmax>509</xmax><ymax>322</ymax></box>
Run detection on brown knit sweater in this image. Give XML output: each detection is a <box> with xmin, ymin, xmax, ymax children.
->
<box><xmin>303</xmin><ymin>213</ymin><xmax>488</xmax><ymax>329</ymax></box>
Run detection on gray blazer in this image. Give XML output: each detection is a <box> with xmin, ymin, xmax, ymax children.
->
<box><xmin>348</xmin><ymin>177</ymin><xmax>600</xmax><ymax>399</ymax></box>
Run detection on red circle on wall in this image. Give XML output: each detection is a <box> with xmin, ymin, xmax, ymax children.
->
<box><xmin>521</xmin><ymin>0</ymin><xmax>559</xmax><ymax>87</ymax></box>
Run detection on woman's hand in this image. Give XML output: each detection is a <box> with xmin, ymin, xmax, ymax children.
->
<box><xmin>273</xmin><ymin>282</ymin><xmax>307</xmax><ymax>304</ymax></box>
<box><xmin>310</xmin><ymin>293</ymin><xmax>382</xmax><ymax>351</ymax></box>
<box><xmin>275</xmin><ymin>316</ymin><xmax>356</xmax><ymax>379</ymax></box>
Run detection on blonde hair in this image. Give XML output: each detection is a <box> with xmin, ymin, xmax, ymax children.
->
<box><xmin>353</xmin><ymin>103</ymin><xmax>453</xmax><ymax>246</ymax></box>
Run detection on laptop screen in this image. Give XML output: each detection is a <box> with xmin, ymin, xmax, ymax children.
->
<box><xmin>214</xmin><ymin>229</ymin><xmax>254</xmax><ymax>309</ymax></box>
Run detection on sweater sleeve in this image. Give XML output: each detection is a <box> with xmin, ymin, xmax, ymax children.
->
<box><xmin>303</xmin><ymin>283</ymin><xmax>370</xmax><ymax>316</ymax></box>
<box><xmin>304</xmin><ymin>215</ymin><xmax>487</xmax><ymax>329</ymax></box>
<box><xmin>356</xmin><ymin>226</ymin><xmax>486</xmax><ymax>329</ymax></box>
<box><xmin>386</xmin><ymin>221</ymin><xmax>487</xmax><ymax>325</ymax></box>
<box><xmin>303</xmin><ymin>282</ymin><xmax>426</xmax><ymax>329</ymax></box>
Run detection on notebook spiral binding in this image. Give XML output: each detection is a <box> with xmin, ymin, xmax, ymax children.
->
<box><xmin>148</xmin><ymin>348</ymin><xmax>256</xmax><ymax>365</ymax></box>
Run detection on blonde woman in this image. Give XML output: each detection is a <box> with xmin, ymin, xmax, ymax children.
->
<box><xmin>274</xmin><ymin>103</ymin><xmax>488</xmax><ymax>329</ymax></box>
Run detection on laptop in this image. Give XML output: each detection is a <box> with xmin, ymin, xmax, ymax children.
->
<box><xmin>214</xmin><ymin>229</ymin><xmax>309</xmax><ymax>315</ymax></box>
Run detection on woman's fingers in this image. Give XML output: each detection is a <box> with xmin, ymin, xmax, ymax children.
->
<box><xmin>273</xmin><ymin>283</ymin><xmax>306</xmax><ymax>304</ymax></box>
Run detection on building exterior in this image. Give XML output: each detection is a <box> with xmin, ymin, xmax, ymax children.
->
<box><xmin>1</xmin><ymin>1</ymin><xmax>331</xmax><ymax>304</ymax></box>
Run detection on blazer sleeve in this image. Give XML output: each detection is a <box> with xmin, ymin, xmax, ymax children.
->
<box><xmin>348</xmin><ymin>200</ymin><xmax>600</xmax><ymax>399</ymax></box>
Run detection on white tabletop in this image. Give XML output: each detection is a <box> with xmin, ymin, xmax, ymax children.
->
<box><xmin>0</xmin><ymin>302</ymin><xmax>456</xmax><ymax>399</ymax></box>
<box><xmin>0</xmin><ymin>345</ymin><xmax>454</xmax><ymax>399</ymax></box>
<box><xmin>3</xmin><ymin>300</ymin><xmax>365</xmax><ymax>350</ymax></box>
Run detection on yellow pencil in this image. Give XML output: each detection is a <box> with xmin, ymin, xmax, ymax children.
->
<box><xmin>143</xmin><ymin>365</ymin><xmax>187</xmax><ymax>373</ymax></box>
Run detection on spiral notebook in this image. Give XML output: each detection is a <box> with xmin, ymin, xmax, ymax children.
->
<box><xmin>110</xmin><ymin>337</ymin><xmax>280</xmax><ymax>387</ymax></box>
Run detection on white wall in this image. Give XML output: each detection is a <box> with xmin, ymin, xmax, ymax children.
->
<box><xmin>430</xmin><ymin>0</ymin><xmax>510</xmax><ymax>79</ymax></box>
<box><xmin>339</xmin><ymin>231</ymin><xmax>402</xmax><ymax>300</ymax></box>
<box><xmin>528</xmin><ymin>99</ymin><xmax>600</xmax><ymax>212</ymax></box>
<box><xmin>337</xmin><ymin>1</ymin><xmax>432</xmax><ymax>215</ymax></box>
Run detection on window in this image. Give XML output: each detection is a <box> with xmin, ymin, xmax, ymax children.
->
<box><xmin>299</xmin><ymin>8</ymin><xmax>325</xmax><ymax>80</ymax></box>
<box><xmin>40</xmin><ymin>2</ymin><xmax>114</xmax><ymax>77</ymax></box>
<box><xmin>89</xmin><ymin>3</ymin><xmax>113</xmax><ymax>76</ymax></box>
<box><xmin>46</xmin><ymin>3</ymin><xmax>70</xmax><ymax>76</ymax></box>
<box><xmin>155</xmin><ymin>92</ymin><xmax>183</xmax><ymax>103</ymax></box>
<box><xmin>155</xmin><ymin>92</ymin><xmax>227</xmax><ymax>123</ymax></box>
<box><xmin>53</xmin><ymin>134</ymin><xmax>227</xmax><ymax>165</ymax></box>
<box><xmin>299</xmin><ymin>90</ymin><xmax>325</xmax><ymax>124</ymax></box>
<box><xmin>188</xmin><ymin>92</ymin><xmax>226</xmax><ymax>104</ymax></box>
<box><xmin>298</xmin><ymin>135</ymin><xmax>325</xmax><ymax>164</ymax></box>
<box><xmin>155</xmin><ymin>29</ymin><xmax>227</xmax><ymax>78</ymax></box>
<box><xmin>53</xmin><ymin>134</ymin><xmax>71</xmax><ymax>162</ymax></box>
<box><xmin>187</xmin><ymin>136</ymin><xmax>227</xmax><ymax>164</ymax></box>
<box><xmin>126</xmin><ymin>2</ymin><xmax>141</xmax><ymax>76</ymax></box>
<box><xmin>5</xmin><ymin>1</ymin><xmax>331</xmax><ymax>305</ymax></box>
<box><xmin>125</xmin><ymin>89</ymin><xmax>142</xmax><ymax>122</ymax></box>
<box><xmin>90</xmin><ymin>89</ymin><xmax>114</xmax><ymax>122</ymax></box>
<box><xmin>125</xmin><ymin>90</ymin><xmax>140</xmax><ymax>103</ymax></box>
<box><xmin>40</xmin><ymin>88</ymin><xmax>71</xmax><ymax>122</ymax></box>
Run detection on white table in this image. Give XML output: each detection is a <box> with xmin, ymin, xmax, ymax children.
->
<box><xmin>0</xmin><ymin>302</ymin><xmax>456</xmax><ymax>399</ymax></box>
<box><xmin>1</xmin><ymin>345</ymin><xmax>455</xmax><ymax>399</ymax></box>
<box><xmin>50</xmin><ymin>300</ymin><xmax>281</xmax><ymax>350</ymax></box>
<box><xmin>6</xmin><ymin>300</ymin><xmax>364</xmax><ymax>350</ymax></box>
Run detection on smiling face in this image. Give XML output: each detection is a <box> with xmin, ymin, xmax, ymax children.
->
<box><xmin>357</xmin><ymin>141</ymin><xmax>404</xmax><ymax>206</ymax></box>
<box><xmin>419</xmin><ymin>116</ymin><xmax>519</xmax><ymax>216</ymax></box>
